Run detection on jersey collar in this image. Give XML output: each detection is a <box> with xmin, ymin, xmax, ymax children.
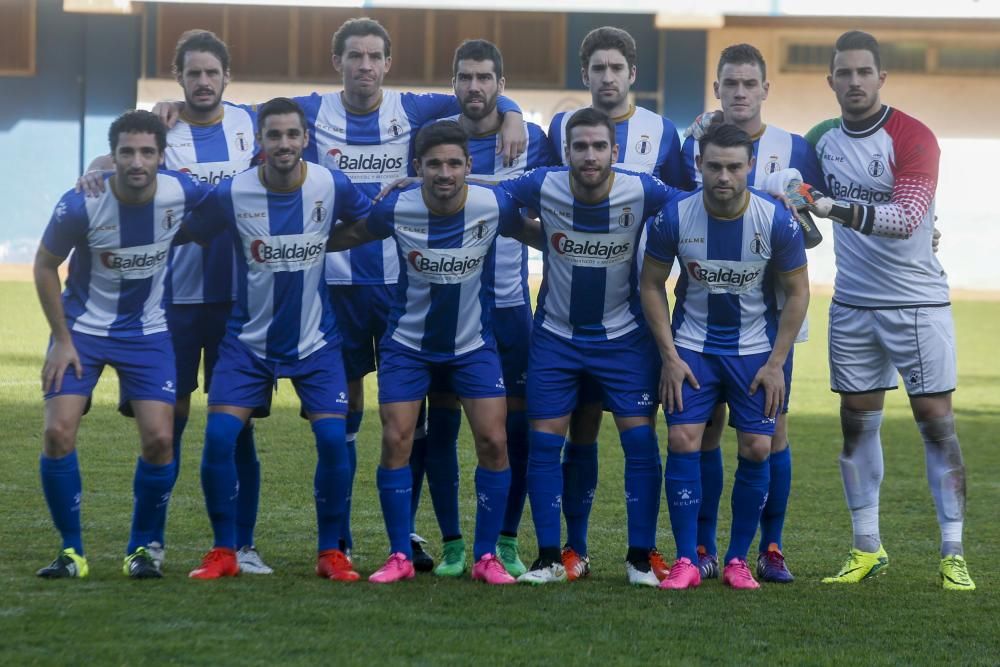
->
<box><xmin>258</xmin><ymin>161</ymin><xmax>308</xmax><ymax>193</ymax></box>
<box><xmin>703</xmin><ymin>190</ymin><xmax>750</xmax><ymax>220</ymax></box>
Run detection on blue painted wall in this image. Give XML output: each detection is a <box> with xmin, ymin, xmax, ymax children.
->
<box><xmin>0</xmin><ymin>2</ymin><xmax>140</xmax><ymax>262</ymax></box>
<box><xmin>662</xmin><ymin>30</ymin><xmax>708</xmax><ymax>130</ymax></box>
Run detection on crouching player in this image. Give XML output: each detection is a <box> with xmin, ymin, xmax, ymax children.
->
<box><xmin>641</xmin><ymin>124</ymin><xmax>809</xmax><ymax>590</ymax></box>
<box><xmin>34</xmin><ymin>110</ymin><xmax>210</xmax><ymax>578</ymax></box>
<box><xmin>185</xmin><ymin>98</ymin><xmax>372</xmax><ymax>581</ymax></box>
<box><xmin>329</xmin><ymin>121</ymin><xmax>533</xmax><ymax>584</ymax></box>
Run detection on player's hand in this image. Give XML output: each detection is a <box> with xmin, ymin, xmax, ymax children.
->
<box><xmin>74</xmin><ymin>170</ymin><xmax>110</xmax><ymax>198</ymax></box>
<box><xmin>374</xmin><ymin>177</ymin><xmax>420</xmax><ymax>201</ymax></box>
<box><xmin>497</xmin><ymin>117</ymin><xmax>527</xmax><ymax>168</ymax></box>
<box><xmin>932</xmin><ymin>222</ymin><xmax>941</xmax><ymax>253</ymax></box>
<box><xmin>42</xmin><ymin>338</ymin><xmax>82</xmax><ymax>394</ymax></box>
<box><xmin>660</xmin><ymin>355</ymin><xmax>699</xmax><ymax>415</ymax></box>
<box><xmin>682</xmin><ymin>110</ymin><xmax>723</xmax><ymax>139</ymax></box>
<box><xmin>749</xmin><ymin>360</ymin><xmax>785</xmax><ymax>420</ymax></box>
<box><xmin>151</xmin><ymin>100</ymin><xmax>185</xmax><ymax>129</ymax></box>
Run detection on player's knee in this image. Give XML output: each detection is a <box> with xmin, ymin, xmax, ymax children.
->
<box><xmin>140</xmin><ymin>428</ymin><xmax>174</xmax><ymax>464</ymax></box>
<box><xmin>43</xmin><ymin>421</ymin><xmax>77</xmax><ymax>457</ymax></box>
<box><xmin>740</xmin><ymin>437</ymin><xmax>771</xmax><ymax>462</ymax></box>
<box><xmin>474</xmin><ymin>429</ymin><xmax>508</xmax><ymax>469</ymax></box>
<box><xmin>667</xmin><ymin>430</ymin><xmax>700</xmax><ymax>453</ymax></box>
<box><xmin>840</xmin><ymin>408</ymin><xmax>883</xmax><ymax>453</ymax></box>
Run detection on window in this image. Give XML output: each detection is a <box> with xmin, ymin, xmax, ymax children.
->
<box><xmin>937</xmin><ymin>44</ymin><xmax>1000</xmax><ymax>74</ymax></box>
<box><xmin>0</xmin><ymin>0</ymin><xmax>36</xmax><ymax>76</ymax></box>
<box><xmin>782</xmin><ymin>36</ymin><xmax>1000</xmax><ymax>77</ymax></box>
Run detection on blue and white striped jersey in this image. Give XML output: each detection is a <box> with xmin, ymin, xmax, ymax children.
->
<box><xmin>548</xmin><ymin>104</ymin><xmax>692</xmax><ymax>189</ymax></box>
<box><xmin>164</xmin><ymin>103</ymin><xmax>258</xmax><ymax>305</ymax></box>
<box><xmin>501</xmin><ymin>166</ymin><xmax>678</xmax><ymax>341</ymax></box>
<box><xmin>440</xmin><ymin>117</ymin><xmax>559</xmax><ymax>308</ymax></box>
<box><xmin>367</xmin><ymin>183</ymin><xmax>521</xmax><ymax>358</ymax></box>
<box><xmin>681</xmin><ymin>123</ymin><xmax>823</xmax><ymax>189</ymax></box>
<box><xmin>296</xmin><ymin>89</ymin><xmax>521</xmax><ymax>287</ymax></box>
<box><xmin>41</xmin><ymin>172</ymin><xmax>210</xmax><ymax>337</ymax></box>
<box><xmin>645</xmin><ymin>189</ymin><xmax>807</xmax><ymax>356</ymax></box>
<box><xmin>188</xmin><ymin>163</ymin><xmax>372</xmax><ymax>362</ymax></box>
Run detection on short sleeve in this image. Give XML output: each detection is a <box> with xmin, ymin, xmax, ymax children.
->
<box><xmin>332</xmin><ymin>170</ymin><xmax>373</xmax><ymax>223</ymax></box>
<box><xmin>184</xmin><ymin>179</ymin><xmax>232</xmax><ymax>244</ymax></box>
<box><xmin>499</xmin><ymin>169</ymin><xmax>544</xmax><ymax>210</ymax></box>
<box><xmin>639</xmin><ymin>173</ymin><xmax>678</xmax><ymax>221</ymax></box>
<box><xmin>41</xmin><ymin>190</ymin><xmax>90</xmax><ymax>258</ymax></box>
<box><xmin>643</xmin><ymin>207</ymin><xmax>678</xmax><ymax>266</ymax></box>
<box><xmin>790</xmin><ymin>134</ymin><xmax>824</xmax><ymax>188</ymax></box>
<box><xmin>494</xmin><ymin>187</ymin><xmax>522</xmax><ymax>237</ymax></box>
<box><xmin>770</xmin><ymin>206</ymin><xmax>807</xmax><ymax>273</ymax></box>
<box><xmin>364</xmin><ymin>193</ymin><xmax>397</xmax><ymax>240</ymax></box>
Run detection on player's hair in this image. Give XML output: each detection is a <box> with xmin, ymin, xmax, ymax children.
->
<box><xmin>257</xmin><ymin>97</ymin><xmax>307</xmax><ymax>132</ymax></box>
<box><xmin>172</xmin><ymin>29</ymin><xmax>230</xmax><ymax>76</ymax></box>
<box><xmin>565</xmin><ymin>107</ymin><xmax>616</xmax><ymax>145</ymax></box>
<box><xmin>332</xmin><ymin>17</ymin><xmax>391</xmax><ymax>58</ymax></box>
<box><xmin>579</xmin><ymin>26</ymin><xmax>637</xmax><ymax>70</ymax></box>
<box><xmin>108</xmin><ymin>110</ymin><xmax>167</xmax><ymax>153</ymax></box>
<box><xmin>414</xmin><ymin>121</ymin><xmax>469</xmax><ymax>160</ymax></box>
<box><xmin>831</xmin><ymin>30</ymin><xmax>881</xmax><ymax>72</ymax></box>
<box><xmin>453</xmin><ymin>39</ymin><xmax>503</xmax><ymax>78</ymax></box>
<box><xmin>717</xmin><ymin>43</ymin><xmax>767</xmax><ymax>81</ymax></box>
<box><xmin>698</xmin><ymin>123</ymin><xmax>754</xmax><ymax>161</ymax></box>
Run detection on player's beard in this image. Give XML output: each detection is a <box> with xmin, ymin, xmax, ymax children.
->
<box><xmin>268</xmin><ymin>150</ymin><xmax>301</xmax><ymax>175</ymax></box>
<box><xmin>461</xmin><ymin>92</ymin><xmax>498</xmax><ymax>122</ymax></box>
<box><xmin>185</xmin><ymin>87</ymin><xmax>223</xmax><ymax>115</ymax></box>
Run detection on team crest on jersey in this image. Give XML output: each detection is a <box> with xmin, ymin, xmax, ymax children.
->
<box><xmin>634</xmin><ymin>135</ymin><xmax>652</xmax><ymax>155</ymax></box>
<box><xmin>765</xmin><ymin>155</ymin><xmax>781</xmax><ymax>174</ymax></box>
<box><xmin>235</xmin><ymin>132</ymin><xmax>248</xmax><ymax>152</ymax></box>
<box><xmin>617</xmin><ymin>207</ymin><xmax>636</xmax><ymax>229</ymax></box>
<box><xmin>868</xmin><ymin>154</ymin><xmax>885</xmax><ymax>177</ymax></box>
<box><xmin>749</xmin><ymin>233</ymin><xmax>764</xmax><ymax>256</ymax></box>
<box><xmin>386</xmin><ymin>119</ymin><xmax>404</xmax><ymax>137</ymax></box>
<box><xmin>162</xmin><ymin>209</ymin><xmax>176</xmax><ymax>230</ymax></box>
<box><xmin>474</xmin><ymin>220</ymin><xmax>487</xmax><ymax>240</ymax></box>
<box><xmin>312</xmin><ymin>200</ymin><xmax>327</xmax><ymax>224</ymax></box>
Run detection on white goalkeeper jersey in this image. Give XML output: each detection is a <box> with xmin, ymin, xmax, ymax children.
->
<box><xmin>807</xmin><ymin>106</ymin><xmax>949</xmax><ymax>308</ymax></box>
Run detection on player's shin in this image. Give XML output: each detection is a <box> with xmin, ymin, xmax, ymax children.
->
<box><xmin>474</xmin><ymin>467</ymin><xmax>512</xmax><ymax>560</ymax></box>
<box><xmin>664</xmin><ymin>451</ymin><xmax>701</xmax><ymax>562</ymax></box>
<box><xmin>201</xmin><ymin>412</ymin><xmax>244</xmax><ymax>549</ymax></box>
<box><xmin>340</xmin><ymin>410</ymin><xmax>362</xmax><ymax>551</ymax></box>
<box><xmin>698</xmin><ymin>447</ymin><xmax>724</xmax><ymax>557</ymax></box>
<box><xmin>526</xmin><ymin>430</ymin><xmax>566</xmax><ymax>551</ymax></box>
<box><xmin>725</xmin><ymin>456</ymin><xmax>770</xmax><ymax>563</ymax></box>
<box><xmin>620</xmin><ymin>425</ymin><xmax>660</xmax><ymax>551</ymax></box>
<box><xmin>918</xmin><ymin>415</ymin><xmax>966</xmax><ymax>556</ymax></box>
<box><xmin>759</xmin><ymin>446</ymin><xmax>792</xmax><ymax>552</ymax></box>
<box><xmin>313</xmin><ymin>418</ymin><xmax>350</xmax><ymax>553</ymax></box>
<box><xmin>377</xmin><ymin>466</ymin><xmax>414</xmax><ymax>558</ymax></box>
<box><xmin>129</xmin><ymin>456</ymin><xmax>177</xmax><ymax>554</ymax></box>
<box><xmin>501</xmin><ymin>410</ymin><xmax>529</xmax><ymax>536</ymax></box>
<box><xmin>840</xmin><ymin>409</ymin><xmax>884</xmax><ymax>552</ymax></box>
<box><xmin>425</xmin><ymin>406</ymin><xmax>463</xmax><ymax>540</ymax></box>
<box><xmin>562</xmin><ymin>442</ymin><xmax>598</xmax><ymax>555</ymax></box>
<box><xmin>234</xmin><ymin>422</ymin><xmax>260</xmax><ymax>549</ymax></box>
<box><xmin>40</xmin><ymin>451</ymin><xmax>84</xmax><ymax>554</ymax></box>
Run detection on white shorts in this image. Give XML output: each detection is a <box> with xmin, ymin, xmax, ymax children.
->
<box><xmin>828</xmin><ymin>301</ymin><xmax>957</xmax><ymax>396</ymax></box>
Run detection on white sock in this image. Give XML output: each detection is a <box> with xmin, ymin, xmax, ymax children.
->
<box><xmin>918</xmin><ymin>415</ymin><xmax>966</xmax><ymax>556</ymax></box>
<box><xmin>840</xmin><ymin>409</ymin><xmax>884</xmax><ymax>552</ymax></box>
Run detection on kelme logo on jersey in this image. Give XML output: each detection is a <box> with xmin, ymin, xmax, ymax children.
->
<box><xmin>245</xmin><ymin>233</ymin><xmax>326</xmax><ymax>272</ymax></box>
<box><xmin>550</xmin><ymin>231</ymin><xmax>632</xmax><ymax>267</ymax></box>
<box><xmin>686</xmin><ymin>258</ymin><xmax>766</xmax><ymax>294</ymax></box>
<box><xmin>406</xmin><ymin>247</ymin><xmax>487</xmax><ymax>284</ymax></box>
<box><xmin>99</xmin><ymin>241</ymin><xmax>170</xmax><ymax>279</ymax></box>
<box><xmin>325</xmin><ymin>148</ymin><xmax>405</xmax><ymax>176</ymax></box>
<box><xmin>825</xmin><ymin>174</ymin><xmax>892</xmax><ymax>204</ymax></box>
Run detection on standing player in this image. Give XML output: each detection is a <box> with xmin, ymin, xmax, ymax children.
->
<box><xmin>680</xmin><ymin>44</ymin><xmax>823</xmax><ymax>583</ymax></box>
<box><xmin>185</xmin><ymin>98</ymin><xmax>371</xmax><ymax>581</ymax></box>
<box><xmin>641</xmin><ymin>123</ymin><xmax>809</xmax><ymax>591</ymax></box>
<box><xmin>501</xmin><ymin>108</ymin><xmax>680</xmax><ymax>586</ymax></box>
<box><xmin>328</xmin><ymin>121</ymin><xmax>532</xmax><ymax>585</ymax></box>
<box><xmin>546</xmin><ymin>26</ymin><xmax>693</xmax><ymax>579</ymax></box>
<box><xmin>432</xmin><ymin>39</ymin><xmax>560</xmax><ymax>577</ymax></box>
<box><xmin>806</xmin><ymin>31</ymin><xmax>974</xmax><ymax>590</ymax></box>
<box><xmin>34</xmin><ymin>110</ymin><xmax>208</xmax><ymax>579</ymax></box>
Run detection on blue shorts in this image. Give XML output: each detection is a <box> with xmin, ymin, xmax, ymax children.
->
<box><xmin>494</xmin><ymin>304</ymin><xmax>532</xmax><ymax>398</ymax></box>
<box><xmin>719</xmin><ymin>347</ymin><xmax>795</xmax><ymax>423</ymax></box>
<box><xmin>209</xmin><ymin>334</ymin><xmax>349</xmax><ymax>418</ymax></box>
<box><xmin>667</xmin><ymin>348</ymin><xmax>777</xmax><ymax>435</ymax></box>
<box><xmin>527</xmin><ymin>326</ymin><xmax>659</xmax><ymax>420</ymax></box>
<box><xmin>166</xmin><ymin>302</ymin><xmax>231</xmax><ymax>396</ymax></box>
<box><xmin>328</xmin><ymin>284</ymin><xmax>394</xmax><ymax>381</ymax></box>
<box><xmin>378</xmin><ymin>339</ymin><xmax>506</xmax><ymax>404</ymax></box>
<box><xmin>44</xmin><ymin>331</ymin><xmax>176</xmax><ymax>416</ymax></box>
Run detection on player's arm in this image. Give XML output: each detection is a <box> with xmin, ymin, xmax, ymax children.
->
<box><xmin>495</xmin><ymin>187</ymin><xmax>543</xmax><ymax>250</ymax></box>
<box><xmin>640</xmin><ymin>255</ymin><xmax>698</xmax><ymax>414</ymax></box>
<box><xmin>750</xmin><ymin>265</ymin><xmax>809</xmax><ymax>419</ymax></box>
<box><xmin>75</xmin><ymin>154</ymin><xmax>114</xmax><ymax>196</ymax></box>
<box><xmin>33</xmin><ymin>240</ymin><xmax>81</xmax><ymax>393</ymax></box>
<box><xmin>809</xmin><ymin>122</ymin><xmax>940</xmax><ymax>239</ymax></box>
<box><xmin>327</xmin><ymin>217</ymin><xmax>376</xmax><ymax>251</ymax></box>
<box><xmin>409</xmin><ymin>92</ymin><xmax>526</xmax><ymax>167</ymax></box>
<box><xmin>327</xmin><ymin>171</ymin><xmax>377</xmax><ymax>251</ymax></box>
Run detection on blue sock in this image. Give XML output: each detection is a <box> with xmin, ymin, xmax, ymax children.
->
<box><xmin>527</xmin><ymin>431</ymin><xmax>565</xmax><ymax>550</ymax></box>
<box><xmin>340</xmin><ymin>410</ymin><xmax>362</xmax><ymax>551</ymax></box>
<box><xmin>474</xmin><ymin>467</ymin><xmax>511</xmax><ymax>560</ymax></box>
<box><xmin>313</xmin><ymin>417</ymin><xmax>349</xmax><ymax>553</ymax></box>
<box><xmin>234</xmin><ymin>423</ymin><xmax>260</xmax><ymax>549</ymax></box>
<box><xmin>501</xmin><ymin>410</ymin><xmax>529</xmax><ymax>536</ymax></box>
<box><xmin>697</xmin><ymin>447</ymin><xmax>724</xmax><ymax>556</ymax></box>
<box><xmin>725</xmin><ymin>456</ymin><xmax>770</xmax><ymax>563</ymax></box>
<box><xmin>665</xmin><ymin>451</ymin><xmax>702</xmax><ymax>562</ymax></box>
<box><xmin>200</xmin><ymin>413</ymin><xmax>244</xmax><ymax>550</ymax></box>
<box><xmin>409</xmin><ymin>432</ymin><xmax>427</xmax><ymax>534</ymax></box>
<box><xmin>128</xmin><ymin>457</ymin><xmax>176</xmax><ymax>554</ymax></box>
<box><xmin>40</xmin><ymin>451</ymin><xmax>84</xmax><ymax>555</ymax></box>
<box><xmin>562</xmin><ymin>441</ymin><xmax>598</xmax><ymax>555</ymax></box>
<box><xmin>426</xmin><ymin>406</ymin><xmax>462</xmax><ymax>540</ymax></box>
<box><xmin>620</xmin><ymin>425</ymin><xmax>660</xmax><ymax>551</ymax></box>
<box><xmin>377</xmin><ymin>466</ymin><xmax>413</xmax><ymax>558</ymax></box>
<box><xmin>172</xmin><ymin>413</ymin><xmax>188</xmax><ymax>483</ymax></box>
<box><xmin>760</xmin><ymin>446</ymin><xmax>791</xmax><ymax>552</ymax></box>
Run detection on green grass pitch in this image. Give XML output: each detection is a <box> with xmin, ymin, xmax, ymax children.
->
<box><xmin>1</xmin><ymin>280</ymin><xmax>997</xmax><ymax>664</ymax></box>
